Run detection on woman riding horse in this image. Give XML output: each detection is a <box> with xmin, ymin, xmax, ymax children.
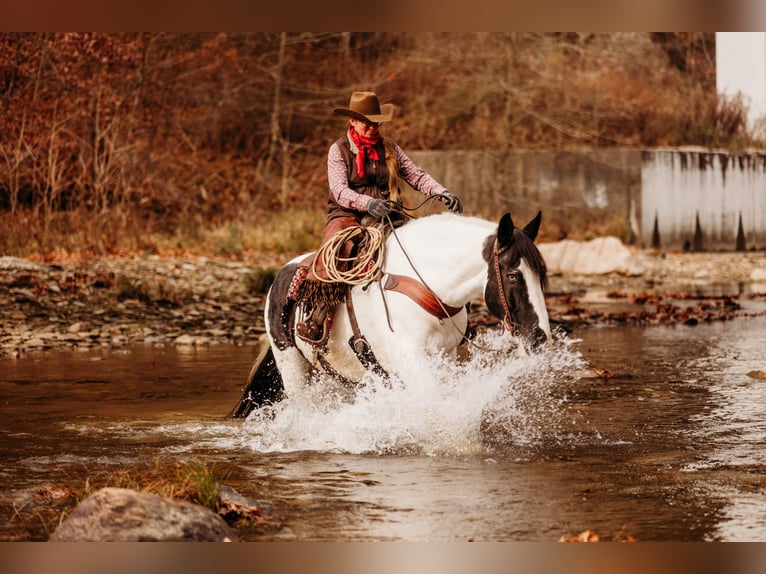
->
<box><xmin>230</xmin><ymin>210</ymin><xmax>551</xmax><ymax>418</ymax></box>
<box><xmin>295</xmin><ymin>91</ymin><xmax>463</xmax><ymax>343</ymax></box>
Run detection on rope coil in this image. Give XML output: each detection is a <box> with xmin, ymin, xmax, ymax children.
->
<box><xmin>311</xmin><ymin>225</ymin><xmax>386</xmax><ymax>285</ymax></box>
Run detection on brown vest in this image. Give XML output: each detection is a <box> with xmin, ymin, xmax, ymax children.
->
<box><xmin>327</xmin><ymin>135</ymin><xmax>400</xmax><ymax>223</ymax></box>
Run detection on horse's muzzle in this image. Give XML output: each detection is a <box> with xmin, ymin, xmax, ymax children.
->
<box><xmin>526</xmin><ymin>326</ymin><xmax>548</xmax><ymax>353</ymax></box>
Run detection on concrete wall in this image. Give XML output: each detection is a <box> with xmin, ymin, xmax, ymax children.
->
<box><xmin>406</xmin><ymin>149</ymin><xmax>642</xmax><ymax>244</ymax></box>
<box><xmin>405</xmin><ymin>147</ymin><xmax>766</xmax><ymax>251</ymax></box>
<box><xmin>641</xmin><ymin>148</ymin><xmax>766</xmax><ymax>251</ymax></box>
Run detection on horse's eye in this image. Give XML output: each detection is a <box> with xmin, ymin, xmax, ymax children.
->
<box><xmin>507</xmin><ymin>270</ymin><xmax>520</xmax><ymax>284</ymax></box>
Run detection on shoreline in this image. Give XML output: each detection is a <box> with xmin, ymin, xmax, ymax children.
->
<box><xmin>1</xmin><ymin>249</ymin><xmax>765</xmax><ymax>358</ymax></box>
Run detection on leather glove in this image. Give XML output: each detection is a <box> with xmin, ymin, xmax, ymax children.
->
<box><xmin>439</xmin><ymin>191</ymin><xmax>463</xmax><ymax>214</ymax></box>
<box><xmin>367</xmin><ymin>198</ymin><xmax>392</xmax><ymax>219</ymax></box>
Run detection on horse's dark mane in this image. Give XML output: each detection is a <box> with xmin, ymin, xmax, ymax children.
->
<box><xmin>483</xmin><ymin>228</ymin><xmax>548</xmax><ymax>289</ymax></box>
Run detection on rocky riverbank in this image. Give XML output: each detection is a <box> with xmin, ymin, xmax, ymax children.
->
<box><xmin>1</xmin><ymin>244</ymin><xmax>765</xmax><ymax>358</ymax></box>
<box><xmin>0</xmin><ymin>253</ymin><xmax>281</xmax><ymax>358</ymax></box>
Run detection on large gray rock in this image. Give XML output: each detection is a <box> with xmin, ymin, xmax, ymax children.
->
<box><xmin>539</xmin><ymin>237</ymin><xmax>644</xmax><ymax>276</ymax></box>
<box><xmin>49</xmin><ymin>487</ymin><xmax>236</xmax><ymax>542</ymax></box>
<box><xmin>0</xmin><ymin>256</ymin><xmax>48</xmax><ymax>270</ymax></box>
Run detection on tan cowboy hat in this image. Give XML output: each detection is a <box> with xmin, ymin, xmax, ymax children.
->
<box><xmin>334</xmin><ymin>91</ymin><xmax>394</xmax><ymax>123</ymax></box>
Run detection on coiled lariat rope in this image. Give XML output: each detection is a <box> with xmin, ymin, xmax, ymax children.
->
<box><xmin>311</xmin><ymin>225</ymin><xmax>386</xmax><ymax>285</ymax></box>
<box><xmin>310</xmin><ymin>194</ymin><xmax>445</xmax><ymax>286</ymax></box>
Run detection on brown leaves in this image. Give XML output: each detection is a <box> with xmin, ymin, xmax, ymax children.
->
<box><xmin>560</xmin><ymin>529</ymin><xmax>600</xmax><ymax>542</ymax></box>
<box><xmin>547</xmin><ymin>290</ymin><xmax>753</xmax><ymax>328</ymax></box>
<box><xmin>559</xmin><ymin>529</ymin><xmax>639</xmax><ymax>542</ymax></box>
<box><xmin>218</xmin><ymin>497</ymin><xmax>267</xmax><ymax>526</ymax></box>
<box><xmin>33</xmin><ymin>486</ymin><xmax>78</xmax><ymax>501</ymax></box>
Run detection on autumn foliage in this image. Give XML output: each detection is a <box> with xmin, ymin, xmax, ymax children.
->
<box><xmin>0</xmin><ymin>32</ymin><xmax>756</xmax><ymax>256</ymax></box>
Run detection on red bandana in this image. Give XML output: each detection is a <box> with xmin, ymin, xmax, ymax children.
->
<box><xmin>348</xmin><ymin>127</ymin><xmax>380</xmax><ymax>177</ymax></box>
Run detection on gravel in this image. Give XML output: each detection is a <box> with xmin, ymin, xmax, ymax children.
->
<box><xmin>0</xmin><ymin>254</ymin><xmax>280</xmax><ymax>358</ymax></box>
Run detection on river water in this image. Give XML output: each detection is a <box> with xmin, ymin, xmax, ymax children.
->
<box><xmin>2</xmin><ymin>300</ymin><xmax>766</xmax><ymax>542</ymax></box>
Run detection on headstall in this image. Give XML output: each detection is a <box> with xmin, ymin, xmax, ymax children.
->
<box><xmin>492</xmin><ymin>238</ymin><xmax>515</xmax><ymax>334</ymax></box>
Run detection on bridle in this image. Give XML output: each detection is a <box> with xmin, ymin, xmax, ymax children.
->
<box><xmin>492</xmin><ymin>238</ymin><xmax>515</xmax><ymax>334</ymax></box>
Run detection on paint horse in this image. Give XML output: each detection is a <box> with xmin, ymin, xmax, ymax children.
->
<box><xmin>231</xmin><ymin>211</ymin><xmax>551</xmax><ymax>418</ymax></box>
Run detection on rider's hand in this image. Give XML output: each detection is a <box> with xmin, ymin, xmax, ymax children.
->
<box><xmin>367</xmin><ymin>198</ymin><xmax>392</xmax><ymax>219</ymax></box>
<box><xmin>439</xmin><ymin>191</ymin><xmax>463</xmax><ymax>214</ymax></box>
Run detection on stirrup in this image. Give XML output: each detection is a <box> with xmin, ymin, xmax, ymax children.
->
<box><xmin>296</xmin><ymin>317</ymin><xmax>331</xmax><ymax>346</ymax></box>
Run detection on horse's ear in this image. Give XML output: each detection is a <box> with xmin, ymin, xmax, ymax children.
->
<box><xmin>497</xmin><ymin>212</ymin><xmax>515</xmax><ymax>246</ymax></box>
<box><xmin>523</xmin><ymin>211</ymin><xmax>542</xmax><ymax>241</ymax></box>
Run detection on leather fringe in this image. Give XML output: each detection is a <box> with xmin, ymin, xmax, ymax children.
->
<box><xmin>294</xmin><ymin>278</ymin><xmax>349</xmax><ymax>312</ymax></box>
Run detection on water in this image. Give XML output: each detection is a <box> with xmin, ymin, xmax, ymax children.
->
<box><xmin>2</xmin><ymin>314</ymin><xmax>766</xmax><ymax>541</ymax></box>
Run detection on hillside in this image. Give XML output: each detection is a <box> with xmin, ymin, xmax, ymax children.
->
<box><xmin>0</xmin><ymin>32</ymin><xmax>759</xmax><ymax>256</ymax></box>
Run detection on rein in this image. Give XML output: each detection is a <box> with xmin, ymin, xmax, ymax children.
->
<box><xmin>381</xmin><ymin>205</ymin><xmax>517</xmax><ymax>354</ymax></box>
<box><xmin>382</xmin><ymin>209</ymin><xmax>523</xmax><ymax>355</ymax></box>
<box><xmin>383</xmin><ymin>202</ymin><xmax>466</xmax><ymax>324</ymax></box>
<box><xmin>391</xmin><ymin>194</ymin><xmax>447</xmax><ymax>217</ymax></box>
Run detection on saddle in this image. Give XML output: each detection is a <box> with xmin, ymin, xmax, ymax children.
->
<box><xmin>288</xmin><ymin>219</ymin><xmax>462</xmax><ymax>351</ymax></box>
<box><xmin>288</xmin><ymin>228</ymin><xmax>369</xmax><ymax>346</ymax></box>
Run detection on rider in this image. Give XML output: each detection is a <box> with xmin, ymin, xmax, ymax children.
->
<box><xmin>295</xmin><ymin>90</ymin><xmax>464</xmax><ymax>343</ymax></box>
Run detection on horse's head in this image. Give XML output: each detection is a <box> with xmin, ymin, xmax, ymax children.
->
<box><xmin>482</xmin><ymin>211</ymin><xmax>551</xmax><ymax>353</ymax></box>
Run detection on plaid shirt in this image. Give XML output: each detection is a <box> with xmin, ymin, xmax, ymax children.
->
<box><xmin>327</xmin><ymin>136</ymin><xmax>447</xmax><ymax>212</ymax></box>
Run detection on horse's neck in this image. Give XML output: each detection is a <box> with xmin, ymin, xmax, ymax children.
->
<box><xmin>384</xmin><ymin>215</ymin><xmax>492</xmax><ymax>307</ymax></box>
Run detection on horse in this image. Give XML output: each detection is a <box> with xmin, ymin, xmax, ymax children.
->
<box><xmin>231</xmin><ymin>210</ymin><xmax>551</xmax><ymax>418</ymax></box>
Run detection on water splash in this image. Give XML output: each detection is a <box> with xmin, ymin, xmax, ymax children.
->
<box><xmin>241</xmin><ymin>331</ymin><xmax>586</xmax><ymax>456</ymax></box>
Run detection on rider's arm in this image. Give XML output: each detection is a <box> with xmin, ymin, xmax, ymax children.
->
<box><xmin>327</xmin><ymin>142</ymin><xmax>373</xmax><ymax>212</ymax></box>
<box><xmin>395</xmin><ymin>143</ymin><xmax>448</xmax><ymax>196</ymax></box>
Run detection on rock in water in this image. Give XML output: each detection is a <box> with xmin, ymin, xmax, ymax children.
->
<box><xmin>49</xmin><ymin>487</ymin><xmax>236</xmax><ymax>542</ymax></box>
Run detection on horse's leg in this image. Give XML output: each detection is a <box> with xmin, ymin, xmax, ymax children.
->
<box><xmin>230</xmin><ymin>334</ymin><xmax>283</xmax><ymax>418</ymax></box>
<box><xmin>264</xmin><ymin>260</ymin><xmax>316</xmax><ymax>398</ymax></box>
<box><xmin>270</xmin><ymin>345</ymin><xmax>313</xmax><ymax>399</ymax></box>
